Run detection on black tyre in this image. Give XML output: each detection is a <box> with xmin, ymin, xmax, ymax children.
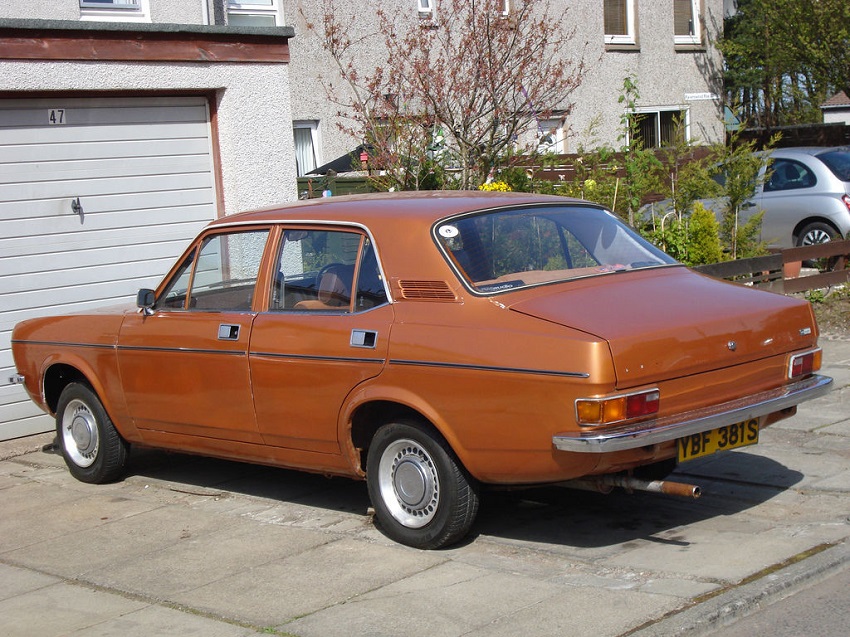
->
<box><xmin>367</xmin><ymin>421</ymin><xmax>479</xmax><ymax>549</ymax></box>
<box><xmin>797</xmin><ymin>221</ymin><xmax>838</xmax><ymax>247</ymax></box>
<box><xmin>56</xmin><ymin>382</ymin><xmax>129</xmax><ymax>484</ymax></box>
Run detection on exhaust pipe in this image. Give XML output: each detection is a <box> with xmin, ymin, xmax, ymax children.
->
<box><xmin>561</xmin><ymin>475</ymin><xmax>702</xmax><ymax>499</ymax></box>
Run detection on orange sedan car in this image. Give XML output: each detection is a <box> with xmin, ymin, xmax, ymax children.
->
<box><xmin>11</xmin><ymin>191</ymin><xmax>832</xmax><ymax>548</ymax></box>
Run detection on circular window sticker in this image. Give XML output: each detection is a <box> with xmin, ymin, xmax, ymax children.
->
<box><xmin>439</xmin><ymin>225</ymin><xmax>459</xmax><ymax>238</ymax></box>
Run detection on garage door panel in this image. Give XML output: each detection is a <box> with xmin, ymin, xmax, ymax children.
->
<box><xmin>0</xmin><ymin>137</ymin><xmax>212</xmax><ymax>166</ymax></box>
<box><xmin>0</xmin><ymin>171</ymin><xmax>216</xmax><ymax>203</ymax></box>
<box><xmin>1</xmin><ymin>192</ymin><xmax>213</xmax><ymax>225</ymax></box>
<box><xmin>0</xmin><ymin>154</ymin><xmax>216</xmax><ymax>184</ymax></box>
<box><xmin>3</xmin><ymin>240</ymin><xmax>189</xmax><ymax>277</ymax></box>
<box><xmin>0</xmin><ymin>119</ymin><xmax>212</xmax><ymax>145</ymax></box>
<box><xmin>0</xmin><ymin>256</ymin><xmax>177</xmax><ymax>299</ymax></box>
<box><xmin>1</xmin><ymin>221</ymin><xmax>205</xmax><ymax>262</ymax></box>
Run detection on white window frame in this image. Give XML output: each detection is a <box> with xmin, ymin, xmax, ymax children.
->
<box><xmin>535</xmin><ymin>117</ymin><xmax>566</xmax><ymax>154</ymax></box>
<box><xmin>227</xmin><ymin>0</ymin><xmax>284</xmax><ymax>26</ymax></box>
<box><xmin>604</xmin><ymin>0</ymin><xmax>636</xmax><ymax>46</ymax></box>
<box><xmin>293</xmin><ymin>121</ymin><xmax>321</xmax><ymax>177</ymax></box>
<box><xmin>628</xmin><ymin>107</ymin><xmax>690</xmax><ymax>149</ymax></box>
<box><xmin>418</xmin><ymin>0</ymin><xmax>434</xmax><ymax>19</ymax></box>
<box><xmin>79</xmin><ymin>0</ymin><xmax>150</xmax><ymax>23</ymax></box>
<box><xmin>674</xmin><ymin>0</ymin><xmax>701</xmax><ymax>46</ymax></box>
<box><xmin>499</xmin><ymin>0</ymin><xmax>511</xmax><ymax>16</ymax></box>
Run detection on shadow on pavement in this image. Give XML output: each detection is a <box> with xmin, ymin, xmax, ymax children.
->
<box><xmin>81</xmin><ymin>445</ymin><xmax>802</xmax><ymax>550</ymax></box>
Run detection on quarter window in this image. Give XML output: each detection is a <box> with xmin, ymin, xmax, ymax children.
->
<box><xmin>604</xmin><ymin>0</ymin><xmax>636</xmax><ymax>46</ymax></box>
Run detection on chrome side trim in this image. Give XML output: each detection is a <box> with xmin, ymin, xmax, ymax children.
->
<box><xmin>553</xmin><ymin>374</ymin><xmax>833</xmax><ymax>453</ymax></box>
<box><xmin>389</xmin><ymin>359</ymin><xmax>589</xmax><ymax>378</ymax></box>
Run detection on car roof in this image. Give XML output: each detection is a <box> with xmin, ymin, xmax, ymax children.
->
<box><xmin>771</xmin><ymin>146</ymin><xmax>850</xmax><ymax>158</ymax></box>
<box><xmin>208</xmin><ymin>191</ymin><xmax>595</xmax><ymax>231</ymax></box>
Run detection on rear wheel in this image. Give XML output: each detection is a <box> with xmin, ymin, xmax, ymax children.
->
<box><xmin>56</xmin><ymin>382</ymin><xmax>129</xmax><ymax>484</ymax></box>
<box><xmin>367</xmin><ymin>421</ymin><xmax>479</xmax><ymax>549</ymax></box>
<box><xmin>797</xmin><ymin>221</ymin><xmax>839</xmax><ymax>270</ymax></box>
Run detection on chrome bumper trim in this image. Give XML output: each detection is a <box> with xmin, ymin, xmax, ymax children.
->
<box><xmin>553</xmin><ymin>374</ymin><xmax>833</xmax><ymax>453</ymax></box>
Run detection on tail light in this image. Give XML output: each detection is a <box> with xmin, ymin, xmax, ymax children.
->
<box><xmin>788</xmin><ymin>349</ymin><xmax>822</xmax><ymax>379</ymax></box>
<box><xmin>576</xmin><ymin>388</ymin><xmax>660</xmax><ymax>426</ymax></box>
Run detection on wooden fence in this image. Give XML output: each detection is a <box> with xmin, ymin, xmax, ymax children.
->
<box><xmin>693</xmin><ymin>240</ymin><xmax>850</xmax><ymax>294</ymax></box>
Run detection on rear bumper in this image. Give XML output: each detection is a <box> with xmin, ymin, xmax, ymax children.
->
<box><xmin>553</xmin><ymin>374</ymin><xmax>833</xmax><ymax>453</ymax></box>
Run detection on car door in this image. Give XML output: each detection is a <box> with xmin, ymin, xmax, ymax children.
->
<box><xmin>117</xmin><ymin>228</ymin><xmax>272</xmax><ymax>443</ymax></box>
<box><xmin>755</xmin><ymin>158</ymin><xmax>819</xmax><ymax>247</ymax></box>
<box><xmin>249</xmin><ymin>227</ymin><xmax>392</xmax><ymax>454</ymax></box>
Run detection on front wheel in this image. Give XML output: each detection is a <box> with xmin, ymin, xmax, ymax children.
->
<box><xmin>56</xmin><ymin>382</ymin><xmax>129</xmax><ymax>484</ymax></box>
<box><xmin>367</xmin><ymin>421</ymin><xmax>479</xmax><ymax>549</ymax></box>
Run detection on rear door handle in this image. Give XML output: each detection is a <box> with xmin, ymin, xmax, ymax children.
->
<box><xmin>218</xmin><ymin>324</ymin><xmax>240</xmax><ymax>340</ymax></box>
<box><xmin>350</xmin><ymin>329</ymin><xmax>377</xmax><ymax>349</ymax></box>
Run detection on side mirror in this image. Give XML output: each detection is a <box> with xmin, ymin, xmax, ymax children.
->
<box><xmin>137</xmin><ymin>289</ymin><xmax>156</xmax><ymax>315</ymax></box>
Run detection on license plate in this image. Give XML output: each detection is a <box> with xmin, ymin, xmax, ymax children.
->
<box><xmin>677</xmin><ymin>419</ymin><xmax>760</xmax><ymax>462</ymax></box>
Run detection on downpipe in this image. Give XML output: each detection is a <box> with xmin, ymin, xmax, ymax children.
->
<box><xmin>560</xmin><ymin>474</ymin><xmax>702</xmax><ymax>499</ymax></box>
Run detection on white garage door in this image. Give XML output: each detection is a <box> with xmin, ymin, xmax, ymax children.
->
<box><xmin>0</xmin><ymin>96</ymin><xmax>218</xmax><ymax>441</ymax></box>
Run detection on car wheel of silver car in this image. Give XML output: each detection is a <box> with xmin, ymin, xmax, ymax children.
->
<box><xmin>797</xmin><ymin>221</ymin><xmax>840</xmax><ymax>270</ymax></box>
<box><xmin>56</xmin><ymin>382</ymin><xmax>129</xmax><ymax>484</ymax></box>
<box><xmin>797</xmin><ymin>221</ymin><xmax>838</xmax><ymax>248</ymax></box>
<box><xmin>367</xmin><ymin>421</ymin><xmax>479</xmax><ymax>549</ymax></box>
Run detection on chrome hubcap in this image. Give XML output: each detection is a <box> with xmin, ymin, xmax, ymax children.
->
<box><xmin>62</xmin><ymin>399</ymin><xmax>99</xmax><ymax>468</ymax></box>
<box><xmin>378</xmin><ymin>439</ymin><xmax>439</xmax><ymax>529</ymax></box>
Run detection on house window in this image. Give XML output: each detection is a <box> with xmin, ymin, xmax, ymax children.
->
<box><xmin>604</xmin><ymin>0</ymin><xmax>636</xmax><ymax>46</ymax></box>
<box><xmin>536</xmin><ymin>118</ymin><xmax>566</xmax><ymax>154</ymax></box>
<box><xmin>674</xmin><ymin>0</ymin><xmax>701</xmax><ymax>45</ymax></box>
<box><xmin>630</xmin><ymin>109</ymin><xmax>688</xmax><ymax>149</ymax></box>
<box><xmin>418</xmin><ymin>0</ymin><xmax>433</xmax><ymax>18</ymax></box>
<box><xmin>293</xmin><ymin>122</ymin><xmax>320</xmax><ymax>177</ymax></box>
<box><xmin>498</xmin><ymin>0</ymin><xmax>510</xmax><ymax>16</ymax></box>
<box><xmin>227</xmin><ymin>0</ymin><xmax>283</xmax><ymax>27</ymax></box>
<box><xmin>79</xmin><ymin>0</ymin><xmax>149</xmax><ymax>22</ymax></box>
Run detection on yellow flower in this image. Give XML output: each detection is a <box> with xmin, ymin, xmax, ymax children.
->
<box><xmin>479</xmin><ymin>181</ymin><xmax>512</xmax><ymax>192</ymax></box>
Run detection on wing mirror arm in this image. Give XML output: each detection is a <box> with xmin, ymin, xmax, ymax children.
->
<box><xmin>137</xmin><ymin>289</ymin><xmax>156</xmax><ymax>316</ymax></box>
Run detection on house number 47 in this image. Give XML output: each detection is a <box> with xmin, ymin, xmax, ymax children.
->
<box><xmin>48</xmin><ymin>109</ymin><xmax>66</xmax><ymax>125</ymax></box>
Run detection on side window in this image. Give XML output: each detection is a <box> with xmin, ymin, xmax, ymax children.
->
<box><xmin>158</xmin><ymin>230</ymin><xmax>269</xmax><ymax>311</ymax></box>
<box><xmin>271</xmin><ymin>230</ymin><xmax>387</xmax><ymax>312</ymax></box>
<box><xmin>764</xmin><ymin>160</ymin><xmax>817</xmax><ymax>192</ymax></box>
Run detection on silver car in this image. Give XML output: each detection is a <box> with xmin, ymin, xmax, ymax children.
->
<box><xmin>649</xmin><ymin>147</ymin><xmax>850</xmax><ymax>249</ymax></box>
<box><xmin>753</xmin><ymin>147</ymin><xmax>850</xmax><ymax>248</ymax></box>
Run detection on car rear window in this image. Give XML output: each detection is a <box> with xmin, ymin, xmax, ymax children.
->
<box><xmin>435</xmin><ymin>204</ymin><xmax>677</xmax><ymax>294</ymax></box>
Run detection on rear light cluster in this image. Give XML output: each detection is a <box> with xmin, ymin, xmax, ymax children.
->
<box><xmin>788</xmin><ymin>349</ymin><xmax>822</xmax><ymax>379</ymax></box>
<box><xmin>575</xmin><ymin>388</ymin><xmax>660</xmax><ymax>426</ymax></box>
<box><xmin>842</xmin><ymin>194</ymin><xmax>850</xmax><ymax>213</ymax></box>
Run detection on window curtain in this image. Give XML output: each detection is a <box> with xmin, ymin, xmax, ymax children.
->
<box><xmin>293</xmin><ymin>127</ymin><xmax>316</xmax><ymax>177</ymax></box>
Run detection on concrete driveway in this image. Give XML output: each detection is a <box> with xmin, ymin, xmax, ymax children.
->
<box><xmin>2</xmin><ymin>339</ymin><xmax>849</xmax><ymax>637</ymax></box>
